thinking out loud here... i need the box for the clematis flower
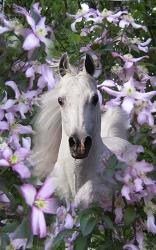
[119,161,155,201]
[0,146,31,178]
[119,13,147,31]
[21,178,58,238]
[69,3,97,32]
[5,80,40,118]
[14,4,52,51]
[134,100,156,127]
[112,52,149,69]
[101,77,156,115]
[0,13,24,35]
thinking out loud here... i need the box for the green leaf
[0,233,10,250]
[10,216,32,239]
[103,215,114,229]
[74,234,88,250]
[2,221,19,233]
[124,207,137,226]
[53,229,74,247]
[80,213,96,237]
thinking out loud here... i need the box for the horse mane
[30,84,62,178]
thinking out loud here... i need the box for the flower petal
[17,124,33,134]
[101,86,122,98]
[41,198,58,214]
[98,80,115,88]
[21,184,36,206]
[0,121,9,130]
[5,81,20,99]
[3,147,12,160]
[121,185,130,200]
[64,213,74,229]
[23,33,40,51]
[37,177,57,199]
[22,137,31,150]
[15,147,28,161]
[0,159,9,167]
[134,178,143,192]
[32,206,47,238]
[123,244,139,250]
[0,99,16,110]
[122,97,135,114]
[0,26,10,34]
[147,212,156,234]
[12,163,31,179]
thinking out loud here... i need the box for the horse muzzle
[69,135,92,159]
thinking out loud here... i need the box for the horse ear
[79,54,95,76]
[84,54,95,76]
[59,53,70,77]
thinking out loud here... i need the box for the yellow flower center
[124,53,133,60]
[35,198,45,209]
[101,8,113,17]
[124,86,136,96]
[11,123,18,130]
[10,155,18,164]
[123,14,134,22]
[37,28,47,37]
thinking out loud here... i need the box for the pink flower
[21,178,58,238]
[0,146,31,179]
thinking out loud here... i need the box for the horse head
[58,53,100,159]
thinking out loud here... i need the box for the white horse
[31,54,130,207]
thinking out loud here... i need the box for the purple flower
[0,191,9,202]
[147,212,156,234]
[21,177,58,238]
[8,238,27,250]
[37,64,56,90]
[69,3,97,32]
[101,77,156,115]
[5,80,40,119]
[116,160,155,201]
[56,206,74,231]
[0,146,31,178]
[0,13,24,35]
[119,13,147,31]
[135,100,156,127]
[14,4,51,51]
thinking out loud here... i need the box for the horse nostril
[84,136,92,148]
[69,136,78,148]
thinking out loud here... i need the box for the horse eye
[91,94,99,105]
[58,97,64,106]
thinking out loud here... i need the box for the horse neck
[58,109,103,195]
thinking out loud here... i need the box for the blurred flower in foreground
[21,177,58,238]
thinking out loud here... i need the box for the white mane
[31,84,62,177]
